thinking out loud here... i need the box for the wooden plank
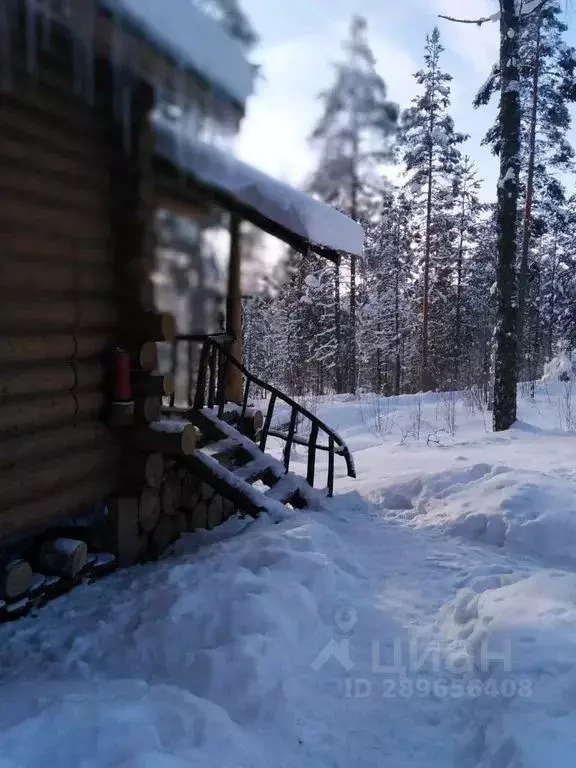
[0,299,117,332]
[259,393,277,453]
[306,423,319,488]
[182,453,264,520]
[328,436,335,498]
[283,408,298,473]
[0,260,115,295]
[0,333,112,367]
[0,390,105,438]
[0,423,114,471]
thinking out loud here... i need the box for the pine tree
[309,15,399,393]
[360,190,415,394]
[474,1,576,380]
[452,155,483,386]
[399,26,467,391]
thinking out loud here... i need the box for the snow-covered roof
[101,0,254,106]
[155,121,364,260]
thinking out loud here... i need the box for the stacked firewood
[0,540,116,622]
[107,423,237,565]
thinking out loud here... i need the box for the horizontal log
[0,232,110,264]
[0,142,109,200]
[0,166,109,218]
[0,446,119,509]
[129,421,197,456]
[132,372,175,398]
[0,260,115,295]
[0,362,103,403]
[37,538,88,580]
[0,104,108,169]
[124,258,155,285]
[0,333,112,367]
[130,342,160,372]
[0,197,110,241]
[8,67,110,138]
[134,397,162,425]
[0,299,117,332]
[107,401,135,429]
[121,312,176,343]
[0,559,33,601]
[0,474,119,542]
[0,423,114,472]
[0,391,105,438]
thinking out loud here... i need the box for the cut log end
[38,538,88,580]
[0,559,33,601]
[139,487,161,532]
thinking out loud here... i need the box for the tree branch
[438,12,500,25]
[438,0,551,26]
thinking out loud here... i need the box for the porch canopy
[102,0,254,108]
[154,120,364,262]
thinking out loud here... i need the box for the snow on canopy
[155,118,365,259]
[101,0,254,106]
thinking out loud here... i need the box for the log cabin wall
[0,28,120,543]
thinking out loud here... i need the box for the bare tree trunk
[518,12,542,376]
[394,218,402,396]
[547,221,558,361]
[422,148,433,392]
[493,0,521,431]
[421,52,437,392]
[454,191,466,387]
[334,258,343,394]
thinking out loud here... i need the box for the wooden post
[226,213,244,403]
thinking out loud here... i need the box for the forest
[242,1,576,432]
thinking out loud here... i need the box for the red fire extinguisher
[112,347,132,402]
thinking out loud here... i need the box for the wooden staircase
[164,334,356,519]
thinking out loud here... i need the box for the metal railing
[168,333,356,496]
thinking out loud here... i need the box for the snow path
[0,492,543,768]
[2,386,576,766]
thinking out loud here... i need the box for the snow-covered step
[234,458,278,485]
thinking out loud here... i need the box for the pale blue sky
[236,0,576,202]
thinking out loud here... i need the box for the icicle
[25,0,38,79]
[0,0,15,92]
[122,84,132,154]
[72,4,82,97]
[111,10,125,124]
[41,0,52,52]
[81,0,96,105]
[176,59,186,175]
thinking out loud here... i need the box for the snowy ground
[3,380,576,766]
